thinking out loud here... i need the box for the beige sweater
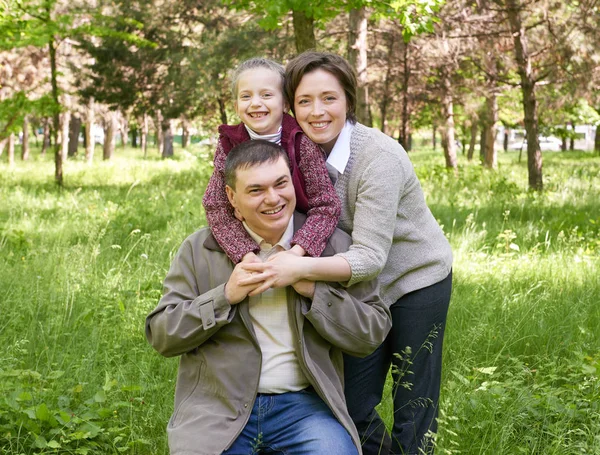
[335,123,453,306]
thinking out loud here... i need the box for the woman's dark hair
[285,51,357,124]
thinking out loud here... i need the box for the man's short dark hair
[224,140,291,189]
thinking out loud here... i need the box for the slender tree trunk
[7,133,15,165]
[480,125,487,160]
[68,115,81,157]
[399,42,411,149]
[379,28,395,134]
[85,98,95,164]
[60,110,70,162]
[141,114,148,158]
[467,120,477,161]
[506,0,542,190]
[348,7,371,126]
[440,71,457,170]
[292,9,316,52]
[569,133,575,151]
[131,127,138,147]
[156,110,164,155]
[503,127,509,152]
[181,118,190,149]
[595,125,600,154]
[22,116,30,160]
[162,118,174,158]
[0,137,7,157]
[41,118,50,156]
[432,124,437,151]
[103,112,116,160]
[483,93,498,168]
[49,36,62,185]
[218,98,228,125]
[120,113,129,148]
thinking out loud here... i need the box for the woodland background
[1,0,599,454]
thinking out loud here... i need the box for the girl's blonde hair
[231,58,286,98]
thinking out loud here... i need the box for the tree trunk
[595,125,600,154]
[156,110,164,155]
[503,127,509,152]
[85,98,95,164]
[348,7,371,126]
[131,127,138,148]
[181,118,190,149]
[292,9,316,52]
[505,0,542,190]
[162,118,174,158]
[569,133,574,151]
[22,116,30,160]
[399,42,411,149]
[7,133,15,165]
[218,98,228,125]
[141,114,149,158]
[480,126,487,160]
[440,72,458,170]
[379,27,395,134]
[68,115,81,157]
[103,112,116,160]
[0,137,7,156]
[482,93,498,168]
[120,113,129,148]
[49,35,62,185]
[432,124,437,151]
[60,110,70,162]
[467,120,477,161]
[41,118,50,155]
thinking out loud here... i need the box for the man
[146,140,391,455]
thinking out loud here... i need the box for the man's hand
[224,254,265,304]
[292,280,315,299]
[240,250,309,296]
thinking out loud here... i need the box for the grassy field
[1,144,599,454]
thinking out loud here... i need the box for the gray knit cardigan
[335,123,453,307]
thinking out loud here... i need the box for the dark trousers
[344,271,452,455]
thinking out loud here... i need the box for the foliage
[1,143,599,453]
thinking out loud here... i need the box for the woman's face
[293,69,348,154]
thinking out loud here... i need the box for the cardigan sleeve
[291,135,341,257]
[337,149,404,287]
[202,139,260,263]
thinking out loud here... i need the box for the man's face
[226,156,296,245]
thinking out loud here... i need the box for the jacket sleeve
[291,135,341,257]
[145,239,235,357]
[202,139,260,263]
[302,278,391,358]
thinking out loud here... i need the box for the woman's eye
[325,96,336,102]
[297,99,309,105]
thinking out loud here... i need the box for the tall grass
[1,145,598,454]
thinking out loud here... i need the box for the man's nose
[264,187,279,204]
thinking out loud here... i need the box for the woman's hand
[240,250,310,296]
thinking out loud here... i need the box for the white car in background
[508,136,562,151]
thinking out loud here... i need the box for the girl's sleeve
[292,135,341,257]
[202,140,259,263]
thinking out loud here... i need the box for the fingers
[248,280,276,296]
[239,271,271,286]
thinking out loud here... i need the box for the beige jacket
[146,213,391,455]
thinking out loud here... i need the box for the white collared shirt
[242,216,309,393]
[326,120,354,175]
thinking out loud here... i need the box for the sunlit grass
[1,144,599,454]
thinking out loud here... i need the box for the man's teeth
[263,206,283,214]
[312,122,328,128]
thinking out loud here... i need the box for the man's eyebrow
[244,174,288,190]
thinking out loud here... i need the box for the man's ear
[226,185,244,222]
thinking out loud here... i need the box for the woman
[242,52,453,455]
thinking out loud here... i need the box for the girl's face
[293,69,348,154]
[235,67,286,135]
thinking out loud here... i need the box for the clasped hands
[224,250,314,304]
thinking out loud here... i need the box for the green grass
[1,145,599,454]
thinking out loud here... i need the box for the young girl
[202,58,340,263]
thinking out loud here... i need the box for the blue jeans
[223,388,358,455]
[344,271,452,455]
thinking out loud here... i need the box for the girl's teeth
[312,122,328,128]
